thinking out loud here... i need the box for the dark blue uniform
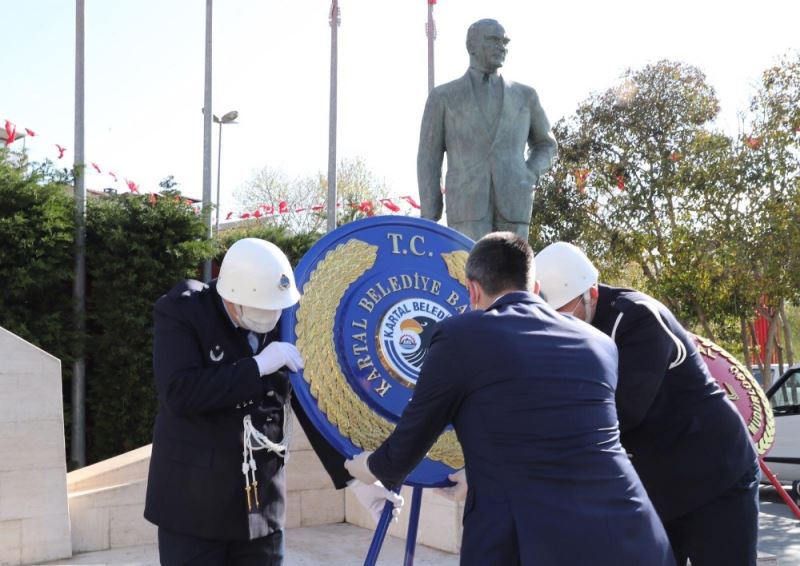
[593,285,759,566]
[144,280,349,564]
[368,292,675,566]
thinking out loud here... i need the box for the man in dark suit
[145,238,402,565]
[418,19,558,241]
[535,241,759,566]
[345,232,675,566]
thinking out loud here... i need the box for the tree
[0,155,215,462]
[534,62,737,332]
[0,154,77,383]
[159,175,179,190]
[84,193,213,461]
[235,157,392,234]
[736,51,800,382]
[531,57,800,382]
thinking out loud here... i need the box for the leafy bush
[84,192,213,461]
[0,156,77,394]
[0,152,328,464]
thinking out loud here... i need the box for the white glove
[344,451,377,484]
[433,468,468,502]
[349,479,404,524]
[254,342,304,376]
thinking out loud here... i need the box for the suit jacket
[417,69,557,225]
[368,292,674,566]
[144,280,349,541]
[593,285,757,522]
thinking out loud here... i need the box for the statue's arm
[525,89,558,182]
[417,90,446,221]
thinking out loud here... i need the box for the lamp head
[220,110,239,123]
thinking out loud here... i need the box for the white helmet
[217,238,301,310]
[535,242,599,309]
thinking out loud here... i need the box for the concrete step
[40,523,459,565]
[67,445,151,493]
[67,479,155,554]
[38,524,782,566]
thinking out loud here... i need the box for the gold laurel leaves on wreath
[441,251,470,288]
[295,239,465,468]
[695,335,775,455]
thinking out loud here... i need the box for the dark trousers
[158,528,284,566]
[664,462,760,566]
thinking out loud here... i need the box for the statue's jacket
[417,68,558,224]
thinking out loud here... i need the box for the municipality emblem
[281,216,473,486]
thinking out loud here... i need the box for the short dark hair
[465,232,534,295]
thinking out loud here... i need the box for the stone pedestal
[0,327,72,565]
[66,411,345,553]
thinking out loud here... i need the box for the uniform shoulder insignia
[167,279,208,300]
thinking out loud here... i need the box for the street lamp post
[214,110,238,232]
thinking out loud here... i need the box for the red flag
[225,212,234,220]
[24,128,36,137]
[573,168,590,192]
[616,175,625,191]
[311,204,324,211]
[380,198,401,212]
[400,195,421,209]
[262,204,275,215]
[358,200,375,216]
[91,162,102,174]
[240,212,251,219]
[148,193,157,204]
[126,179,139,193]
[56,144,67,159]
[4,120,17,145]
[278,201,289,214]
[745,136,761,149]
[108,171,118,182]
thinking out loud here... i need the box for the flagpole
[426,0,436,93]
[71,0,87,469]
[202,0,213,280]
[326,0,340,234]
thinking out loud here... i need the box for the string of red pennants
[566,128,800,194]
[224,195,421,221]
[10,116,796,213]
[3,118,422,221]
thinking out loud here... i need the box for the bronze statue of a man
[417,19,558,241]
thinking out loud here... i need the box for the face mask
[235,304,281,333]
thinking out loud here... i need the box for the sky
[3,0,799,218]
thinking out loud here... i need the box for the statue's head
[466,19,508,73]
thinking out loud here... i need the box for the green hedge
[0,159,77,398]
[84,191,213,461]
[0,155,325,464]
